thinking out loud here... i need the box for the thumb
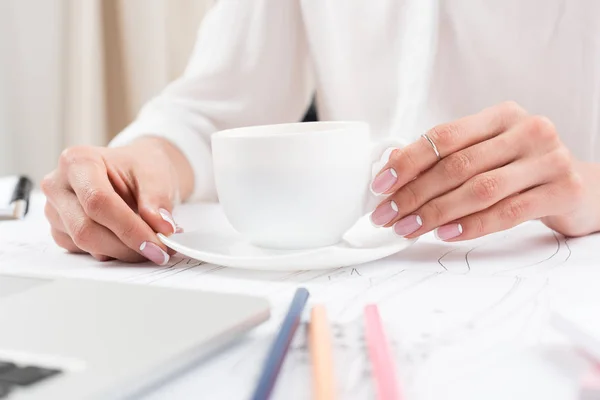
[136,179,179,237]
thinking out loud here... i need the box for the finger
[51,228,84,253]
[51,229,113,261]
[371,101,527,195]
[67,160,170,265]
[438,178,576,241]
[398,149,570,238]
[42,172,69,233]
[507,115,563,157]
[50,188,147,263]
[44,159,152,262]
[371,130,520,228]
[90,254,114,262]
[135,167,178,236]
[44,201,66,233]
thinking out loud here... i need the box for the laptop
[0,273,270,399]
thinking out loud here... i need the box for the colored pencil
[364,304,401,400]
[309,305,336,400]
[251,287,310,400]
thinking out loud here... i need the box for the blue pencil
[251,287,310,400]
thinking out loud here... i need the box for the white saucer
[158,205,416,271]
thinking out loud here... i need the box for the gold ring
[421,133,441,160]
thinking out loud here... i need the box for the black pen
[3,176,33,220]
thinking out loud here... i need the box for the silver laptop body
[0,273,270,399]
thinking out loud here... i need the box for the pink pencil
[580,363,600,400]
[364,304,402,400]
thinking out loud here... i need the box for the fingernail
[393,215,423,236]
[158,208,176,234]
[140,241,170,265]
[175,226,184,234]
[435,223,463,241]
[371,168,398,195]
[370,201,399,227]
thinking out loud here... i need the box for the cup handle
[363,138,409,214]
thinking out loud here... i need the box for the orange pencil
[309,305,336,400]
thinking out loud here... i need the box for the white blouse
[110,0,600,201]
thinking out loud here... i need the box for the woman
[41,1,600,265]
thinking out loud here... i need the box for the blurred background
[0,0,215,183]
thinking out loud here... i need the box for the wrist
[130,136,195,201]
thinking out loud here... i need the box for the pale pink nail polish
[140,242,170,265]
[393,215,423,236]
[371,168,398,195]
[158,208,176,234]
[370,201,399,227]
[435,223,463,241]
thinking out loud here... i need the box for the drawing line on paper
[191,264,227,277]
[516,279,550,342]
[563,237,572,263]
[389,277,550,384]
[185,258,206,265]
[141,267,180,284]
[464,245,483,273]
[120,256,191,282]
[276,270,306,282]
[146,262,205,284]
[493,231,562,276]
[462,277,549,337]
[130,258,186,282]
[436,248,457,271]
[327,268,351,282]
[303,267,344,284]
[376,271,444,306]
[170,258,186,269]
[293,267,344,283]
[527,231,561,266]
[468,276,522,327]
[243,267,346,300]
[121,266,171,282]
[125,258,222,284]
[336,269,407,319]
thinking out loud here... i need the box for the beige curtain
[66,0,215,144]
[0,0,67,180]
[0,0,213,182]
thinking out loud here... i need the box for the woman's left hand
[369,101,597,241]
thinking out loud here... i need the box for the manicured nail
[393,215,423,236]
[435,223,463,241]
[175,226,184,234]
[140,241,170,265]
[370,201,399,227]
[371,168,398,195]
[158,208,176,234]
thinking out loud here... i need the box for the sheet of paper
[1,192,598,400]
[0,176,18,194]
[0,176,18,215]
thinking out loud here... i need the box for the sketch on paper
[1,206,593,400]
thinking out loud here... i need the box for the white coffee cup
[211,121,405,249]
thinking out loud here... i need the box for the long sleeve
[109,0,314,201]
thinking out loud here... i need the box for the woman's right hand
[41,137,195,265]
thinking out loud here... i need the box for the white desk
[1,188,598,400]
